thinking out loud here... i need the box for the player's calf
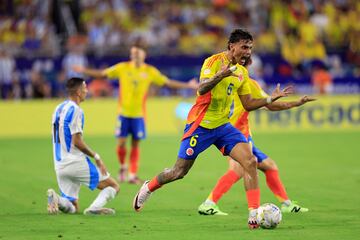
[86,184,118,214]
[160,158,195,183]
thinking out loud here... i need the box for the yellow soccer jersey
[230,79,269,138]
[185,52,251,131]
[103,62,168,117]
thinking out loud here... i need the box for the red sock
[117,146,126,166]
[148,176,162,192]
[208,170,240,203]
[129,147,139,175]
[265,169,288,202]
[246,188,260,209]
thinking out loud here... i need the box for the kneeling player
[47,77,119,215]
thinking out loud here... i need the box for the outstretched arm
[72,65,106,78]
[72,133,108,175]
[265,95,316,111]
[165,77,199,90]
[240,84,294,111]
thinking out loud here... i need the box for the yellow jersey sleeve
[250,79,269,98]
[103,63,124,79]
[199,54,223,80]
[149,66,168,86]
[237,66,251,96]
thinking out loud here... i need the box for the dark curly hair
[227,29,253,50]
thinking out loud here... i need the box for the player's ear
[228,43,234,50]
[76,87,82,96]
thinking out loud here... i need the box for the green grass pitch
[0,132,359,239]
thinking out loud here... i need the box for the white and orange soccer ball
[256,203,282,229]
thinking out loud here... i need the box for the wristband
[229,66,237,72]
[266,96,272,104]
[94,153,101,161]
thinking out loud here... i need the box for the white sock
[249,209,257,217]
[282,200,291,207]
[58,197,76,213]
[88,187,117,209]
[205,199,215,205]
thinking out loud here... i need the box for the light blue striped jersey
[51,100,85,170]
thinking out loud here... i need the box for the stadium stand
[0,0,359,99]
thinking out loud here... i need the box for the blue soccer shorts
[115,115,146,140]
[248,136,268,163]
[178,122,248,160]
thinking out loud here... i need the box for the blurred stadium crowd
[0,0,359,100]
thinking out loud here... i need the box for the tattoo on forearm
[199,75,223,95]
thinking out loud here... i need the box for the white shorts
[55,157,110,201]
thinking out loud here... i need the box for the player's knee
[118,142,126,148]
[118,139,127,148]
[249,155,257,167]
[131,140,140,148]
[267,159,278,170]
[244,154,257,171]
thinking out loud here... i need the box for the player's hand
[72,65,85,73]
[96,159,108,176]
[271,83,294,100]
[187,78,199,90]
[217,62,238,79]
[299,95,317,105]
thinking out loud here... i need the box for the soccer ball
[256,203,282,229]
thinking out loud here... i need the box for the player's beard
[242,56,251,66]
[238,56,247,65]
[233,54,249,66]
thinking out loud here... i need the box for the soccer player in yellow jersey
[73,42,198,184]
[198,58,315,216]
[133,29,293,229]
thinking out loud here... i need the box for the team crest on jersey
[203,69,211,75]
[186,148,194,156]
[238,74,243,81]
